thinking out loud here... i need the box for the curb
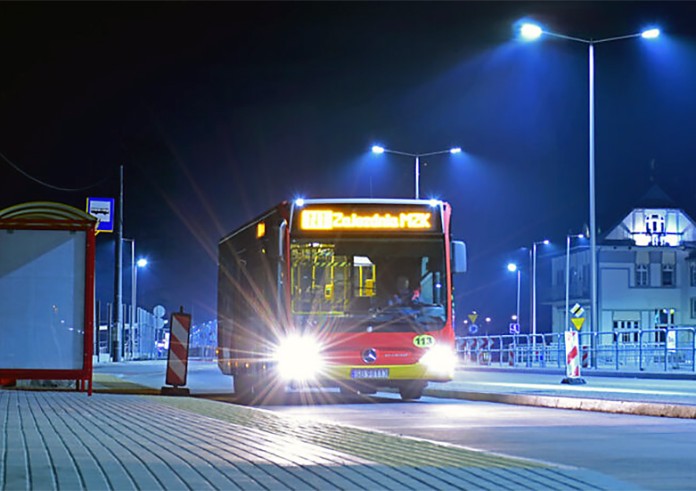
[458,365,696,380]
[423,387,696,419]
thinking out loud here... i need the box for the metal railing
[457,327,696,373]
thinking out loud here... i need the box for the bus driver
[389,275,420,306]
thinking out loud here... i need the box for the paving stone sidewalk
[0,390,635,490]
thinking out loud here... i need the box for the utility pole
[113,165,124,362]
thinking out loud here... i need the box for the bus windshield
[290,237,446,333]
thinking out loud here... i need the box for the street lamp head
[542,239,550,245]
[136,258,148,268]
[507,262,518,273]
[449,147,462,154]
[371,145,385,154]
[520,22,543,41]
[641,28,660,39]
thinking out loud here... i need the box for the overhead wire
[0,150,111,192]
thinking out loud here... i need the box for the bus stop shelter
[0,202,97,394]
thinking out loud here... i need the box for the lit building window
[629,209,683,247]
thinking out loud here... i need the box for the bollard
[562,330,586,385]
[508,345,515,367]
[479,338,488,365]
[581,345,589,369]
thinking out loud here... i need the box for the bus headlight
[274,335,325,381]
[420,344,457,376]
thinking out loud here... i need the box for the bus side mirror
[452,241,467,273]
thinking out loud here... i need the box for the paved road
[268,392,696,490]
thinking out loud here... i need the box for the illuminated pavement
[0,389,635,490]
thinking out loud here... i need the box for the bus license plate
[351,368,389,379]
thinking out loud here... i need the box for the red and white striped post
[581,345,589,368]
[162,308,192,395]
[562,330,586,385]
[508,344,515,367]
[478,338,488,364]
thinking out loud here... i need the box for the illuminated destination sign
[299,209,434,231]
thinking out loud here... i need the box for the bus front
[276,199,465,400]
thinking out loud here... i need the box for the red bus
[217,198,466,403]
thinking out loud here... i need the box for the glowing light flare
[371,145,386,154]
[520,23,543,41]
[420,344,458,377]
[641,28,660,39]
[274,334,325,381]
[136,258,148,268]
[507,263,518,272]
[449,147,462,154]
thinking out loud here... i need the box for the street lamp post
[371,145,462,199]
[565,233,586,331]
[507,263,521,330]
[531,239,549,348]
[124,238,148,360]
[131,256,148,360]
[519,23,660,335]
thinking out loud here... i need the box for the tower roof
[634,184,678,209]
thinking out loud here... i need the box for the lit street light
[371,145,462,199]
[519,21,660,335]
[507,262,521,332]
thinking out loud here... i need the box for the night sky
[2,2,696,332]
